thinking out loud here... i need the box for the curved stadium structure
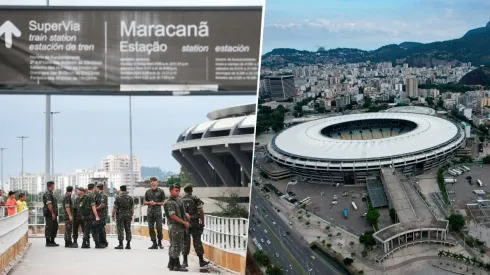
[171,104,256,187]
[266,113,465,184]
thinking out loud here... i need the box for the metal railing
[26,204,248,256]
[0,209,29,255]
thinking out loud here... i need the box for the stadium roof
[272,113,460,161]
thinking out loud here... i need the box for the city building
[263,75,296,101]
[101,155,141,181]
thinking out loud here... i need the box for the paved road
[10,236,225,275]
[249,187,346,275]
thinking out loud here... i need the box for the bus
[351,202,358,211]
[462,166,470,172]
[299,197,311,205]
[478,180,483,187]
[448,170,458,177]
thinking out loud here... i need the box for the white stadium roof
[272,113,460,161]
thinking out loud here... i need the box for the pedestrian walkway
[9,236,227,275]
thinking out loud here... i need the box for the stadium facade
[265,113,465,184]
[171,104,256,187]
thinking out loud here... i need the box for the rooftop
[373,219,448,242]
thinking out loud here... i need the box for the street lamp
[0,148,6,191]
[17,136,29,188]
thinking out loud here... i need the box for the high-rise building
[8,173,45,195]
[263,75,296,101]
[101,155,141,181]
[406,77,418,98]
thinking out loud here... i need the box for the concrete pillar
[229,144,252,179]
[181,149,217,187]
[172,151,206,186]
[199,146,238,187]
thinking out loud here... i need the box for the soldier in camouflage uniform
[72,187,85,247]
[112,184,133,250]
[81,183,102,249]
[182,183,209,267]
[95,183,109,247]
[43,181,59,247]
[165,184,189,272]
[144,177,165,249]
[62,186,77,248]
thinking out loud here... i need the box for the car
[252,228,256,232]
[273,222,276,225]
[275,253,279,258]
[267,240,271,245]
[277,209,281,212]
[264,229,268,233]
[255,206,258,209]
[362,213,367,217]
[286,231,290,235]
[289,222,293,225]
[333,195,338,200]
[332,201,339,205]
[282,233,286,237]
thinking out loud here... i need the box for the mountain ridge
[262,20,490,67]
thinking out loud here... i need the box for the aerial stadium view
[247,1,490,274]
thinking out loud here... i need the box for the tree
[166,176,181,186]
[213,191,249,218]
[343,258,354,266]
[252,250,270,266]
[448,214,465,231]
[266,264,284,275]
[366,209,380,225]
[360,232,376,248]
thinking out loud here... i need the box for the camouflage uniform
[62,192,73,245]
[95,186,108,246]
[72,194,85,244]
[166,196,186,258]
[42,188,59,242]
[145,187,165,243]
[81,191,100,247]
[114,190,133,242]
[182,191,205,256]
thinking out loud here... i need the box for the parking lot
[268,180,373,236]
[445,164,490,209]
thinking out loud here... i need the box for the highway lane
[249,226,294,273]
[250,187,346,275]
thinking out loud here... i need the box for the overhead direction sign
[0,6,262,95]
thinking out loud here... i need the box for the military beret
[184,183,193,191]
[96,183,104,188]
[150,177,158,182]
[87,183,95,187]
[77,187,85,192]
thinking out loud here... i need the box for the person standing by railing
[17,193,27,214]
[43,181,59,247]
[72,187,85,247]
[63,186,77,248]
[144,177,166,250]
[6,191,17,216]
[0,189,5,218]
[95,183,108,248]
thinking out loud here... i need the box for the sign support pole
[45,96,51,183]
[129,95,134,197]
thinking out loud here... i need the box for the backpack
[80,195,92,216]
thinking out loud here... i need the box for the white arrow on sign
[0,20,21,48]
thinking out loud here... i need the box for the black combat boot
[173,258,188,272]
[158,239,164,249]
[168,257,174,271]
[148,240,158,249]
[182,255,188,268]
[95,242,105,249]
[81,240,90,249]
[125,241,131,249]
[72,240,79,248]
[51,237,59,246]
[198,255,210,267]
[46,238,55,247]
[115,240,124,249]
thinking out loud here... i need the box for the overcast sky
[0,0,261,180]
[263,0,490,52]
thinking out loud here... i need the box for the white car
[267,240,271,245]
[332,201,339,205]
[333,195,338,200]
[275,253,280,258]
[261,239,264,243]
[273,221,276,225]
[264,229,268,233]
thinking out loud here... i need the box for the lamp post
[0,148,6,191]
[17,136,29,188]
[50,111,60,181]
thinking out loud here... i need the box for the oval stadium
[266,113,465,184]
[171,104,256,187]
